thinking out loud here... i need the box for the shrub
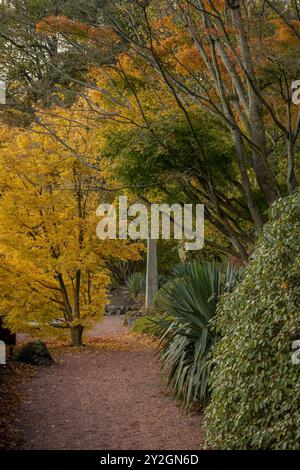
[132,316,156,334]
[123,272,167,305]
[123,272,145,303]
[204,190,300,449]
[152,261,238,409]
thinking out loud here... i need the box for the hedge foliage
[204,190,300,449]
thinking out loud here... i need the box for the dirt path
[17,317,203,450]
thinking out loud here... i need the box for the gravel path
[17,317,203,450]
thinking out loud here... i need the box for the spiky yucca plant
[153,261,238,409]
[123,272,145,303]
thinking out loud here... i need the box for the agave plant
[123,272,146,303]
[152,261,239,409]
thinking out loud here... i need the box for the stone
[17,341,54,366]
[105,304,128,315]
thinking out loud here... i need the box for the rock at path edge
[17,341,54,366]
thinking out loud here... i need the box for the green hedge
[204,190,300,449]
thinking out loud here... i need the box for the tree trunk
[145,238,158,309]
[231,5,281,206]
[70,325,83,347]
[287,139,298,194]
[232,130,264,234]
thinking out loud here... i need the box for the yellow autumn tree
[0,112,142,346]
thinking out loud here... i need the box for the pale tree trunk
[70,325,83,347]
[232,130,264,234]
[231,4,281,205]
[197,0,278,206]
[145,238,158,309]
[186,2,265,234]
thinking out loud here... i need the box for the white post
[145,238,158,309]
[0,340,6,365]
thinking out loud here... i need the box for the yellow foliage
[0,111,142,339]
[271,18,300,47]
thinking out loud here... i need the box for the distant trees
[0,1,300,259]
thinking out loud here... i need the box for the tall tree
[1,0,300,258]
[0,111,141,346]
